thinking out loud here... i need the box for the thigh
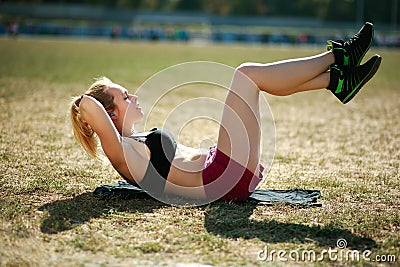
[216,69,261,173]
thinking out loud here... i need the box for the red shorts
[202,146,264,201]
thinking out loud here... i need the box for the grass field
[0,37,399,266]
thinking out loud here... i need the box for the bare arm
[80,95,124,165]
[79,95,147,182]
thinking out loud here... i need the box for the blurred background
[1,0,399,47]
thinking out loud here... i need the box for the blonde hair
[70,77,115,159]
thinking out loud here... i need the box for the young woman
[70,22,381,203]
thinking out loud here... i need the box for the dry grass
[0,37,399,266]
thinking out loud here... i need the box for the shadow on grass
[204,202,377,250]
[39,193,376,250]
[38,193,167,234]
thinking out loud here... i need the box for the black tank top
[124,128,177,196]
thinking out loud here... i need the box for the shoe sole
[355,22,374,66]
[343,55,382,104]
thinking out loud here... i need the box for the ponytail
[70,95,100,159]
[70,77,115,160]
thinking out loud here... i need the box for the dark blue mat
[93,181,322,206]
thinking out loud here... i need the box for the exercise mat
[93,181,321,207]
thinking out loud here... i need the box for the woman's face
[106,84,143,135]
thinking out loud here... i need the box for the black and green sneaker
[328,55,382,104]
[327,22,374,68]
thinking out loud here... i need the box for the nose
[129,94,138,103]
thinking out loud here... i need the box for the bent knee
[235,62,257,77]
[233,62,261,88]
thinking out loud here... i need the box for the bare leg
[217,69,262,173]
[217,51,334,173]
[238,51,334,95]
[281,72,330,95]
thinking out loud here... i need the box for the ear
[109,107,120,122]
[109,113,117,121]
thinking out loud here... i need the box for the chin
[133,114,144,124]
